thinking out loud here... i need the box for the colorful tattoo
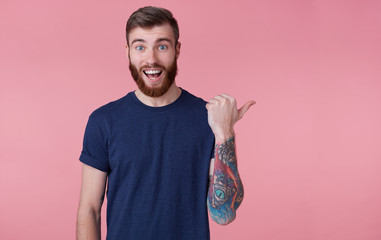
[207,137,244,225]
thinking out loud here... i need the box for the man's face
[127,23,181,97]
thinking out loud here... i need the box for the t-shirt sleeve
[79,111,110,172]
[202,98,216,160]
[210,138,215,159]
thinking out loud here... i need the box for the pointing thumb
[237,100,255,120]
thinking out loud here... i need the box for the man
[76,6,255,240]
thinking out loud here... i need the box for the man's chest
[106,112,215,176]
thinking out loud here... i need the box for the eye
[135,45,144,51]
[158,45,167,50]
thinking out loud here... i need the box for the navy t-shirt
[79,88,215,240]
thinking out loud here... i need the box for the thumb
[237,100,256,120]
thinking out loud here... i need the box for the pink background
[1,0,381,239]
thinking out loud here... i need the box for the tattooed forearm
[207,136,244,225]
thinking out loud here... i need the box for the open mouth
[143,69,163,81]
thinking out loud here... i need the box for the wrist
[214,129,235,144]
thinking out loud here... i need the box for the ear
[175,42,181,59]
[125,43,131,59]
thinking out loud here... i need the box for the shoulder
[181,89,208,109]
[90,92,131,117]
[178,89,211,123]
[87,92,132,125]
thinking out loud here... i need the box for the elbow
[213,211,236,226]
[77,203,102,222]
[207,189,244,226]
[218,191,244,225]
[208,201,238,226]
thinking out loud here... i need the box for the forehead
[128,23,175,45]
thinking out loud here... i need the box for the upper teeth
[144,70,161,74]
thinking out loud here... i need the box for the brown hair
[126,6,180,46]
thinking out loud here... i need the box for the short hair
[126,6,180,46]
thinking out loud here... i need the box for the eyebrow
[130,38,173,46]
[157,38,172,44]
[131,39,145,46]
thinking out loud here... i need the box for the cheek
[159,54,175,66]
[129,51,142,63]
[129,56,142,68]
[157,50,175,60]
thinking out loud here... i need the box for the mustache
[140,64,166,71]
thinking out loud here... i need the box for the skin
[206,94,255,225]
[76,164,107,240]
[76,23,255,239]
[126,23,182,107]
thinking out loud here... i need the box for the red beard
[129,57,178,98]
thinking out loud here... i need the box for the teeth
[144,70,161,74]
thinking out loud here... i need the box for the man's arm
[207,136,244,225]
[76,164,108,240]
[205,93,255,225]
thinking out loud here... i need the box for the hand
[206,93,255,143]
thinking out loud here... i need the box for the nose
[144,48,158,66]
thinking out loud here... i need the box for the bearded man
[76,6,254,240]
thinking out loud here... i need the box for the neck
[134,82,182,107]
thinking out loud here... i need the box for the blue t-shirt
[79,88,215,240]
